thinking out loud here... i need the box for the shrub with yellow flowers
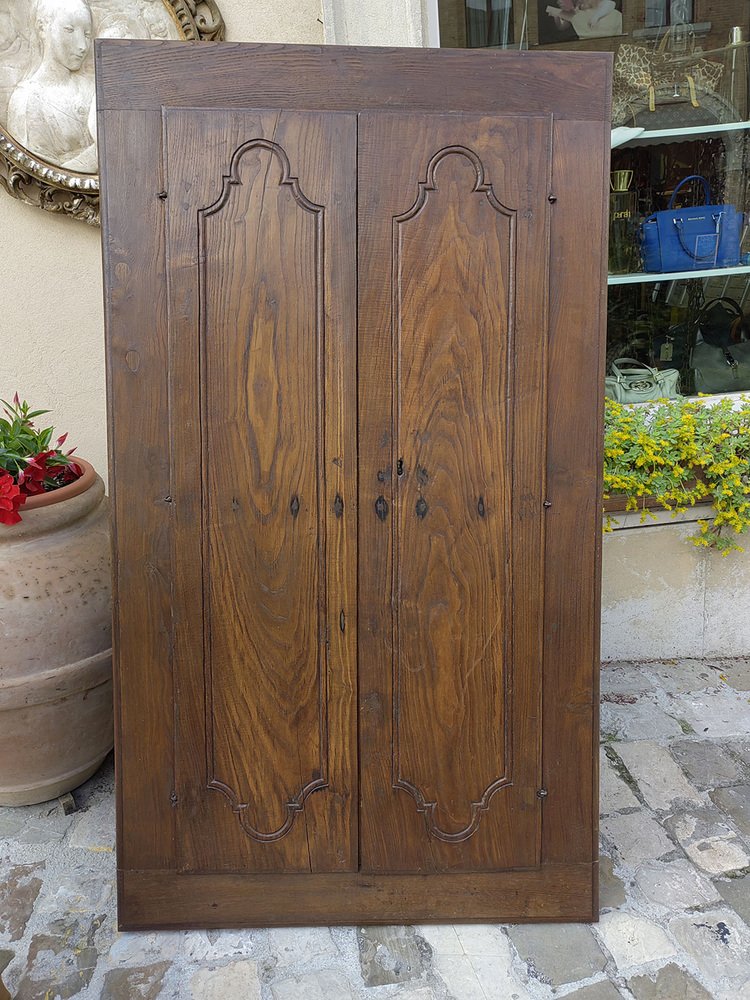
[604,395,750,554]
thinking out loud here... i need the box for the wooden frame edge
[118,863,598,929]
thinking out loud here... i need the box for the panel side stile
[542,114,610,898]
[97,103,177,884]
[162,108,206,873]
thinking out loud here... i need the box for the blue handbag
[641,175,743,273]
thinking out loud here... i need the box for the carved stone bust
[3,0,182,173]
[0,0,223,222]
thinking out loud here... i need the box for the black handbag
[690,297,750,393]
[696,297,750,348]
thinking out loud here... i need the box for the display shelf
[608,264,750,285]
[617,120,750,148]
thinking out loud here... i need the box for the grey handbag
[691,339,750,393]
[605,357,681,403]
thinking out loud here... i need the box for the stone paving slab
[710,657,750,691]
[668,908,750,982]
[664,805,750,874]
[2,659,750,1000]
[596,911,677,971]
[600,809,676,863]
[670,739,747,790]
[715,873,750,925]
[710,783,750,837]
[615,740,703,811]
[667,686,750,739]
[599,749,641,814]
[627,962,713,1000]
[640,658,726,694]
[600,695,686,741]
[564,983,623,1000]
[633,859,721,912]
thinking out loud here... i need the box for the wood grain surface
[95,40,611,122]
[119,863,597,929]
[99,108,176,873]
[542,119,610,879]
[97,40,611,927]
[164,109,357,873]
[358,112,550,873]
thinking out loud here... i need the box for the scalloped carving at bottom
[394,775,511,843]
[209,776,329,842]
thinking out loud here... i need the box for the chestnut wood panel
[119,862,597,929]
[98,40,611,927]
[95,40,611,123]
[98,108,176,873]
[358,113,550,873]
[163,109,358,873]
[542,119,610,878]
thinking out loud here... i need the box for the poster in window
[538,1,623,44]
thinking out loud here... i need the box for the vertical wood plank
[542,118,610,902]
[98,108,176,871]
[358,112,550,873]
[164,109,358,873]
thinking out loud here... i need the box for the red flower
[18,451,56,496]
[0,471,26,525]
[59,461,83,484]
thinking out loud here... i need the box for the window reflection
[465,0,514,48]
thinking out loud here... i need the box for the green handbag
[605,357,681,403]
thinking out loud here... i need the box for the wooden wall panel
[358,112,550,873]
[98,40,611,927]
[99,109,176,873]
[163,109,358,874]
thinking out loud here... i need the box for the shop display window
[438,0,750,397]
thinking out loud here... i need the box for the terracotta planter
[0,460,113,805]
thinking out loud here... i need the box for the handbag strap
[698,296,744,321]
[698,296,748,345]
[610,357,659,380]
[673,212,723,260]
[668,174,712,209]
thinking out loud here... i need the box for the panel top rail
[95,39,612,123]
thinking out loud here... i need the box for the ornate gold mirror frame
[0,0,224,225]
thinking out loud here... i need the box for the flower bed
[604,395,750,553]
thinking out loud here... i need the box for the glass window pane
[437,1,750,398]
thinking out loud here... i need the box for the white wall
[601,509,750,661]
[1,0,325,482]
[322,0,432,46]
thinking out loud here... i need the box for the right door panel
[358,111,551,873]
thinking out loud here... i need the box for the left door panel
[164,109,358,873]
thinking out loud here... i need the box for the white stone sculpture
[0,0,223,223]
[8,0,97,172]
[3,0,180,175]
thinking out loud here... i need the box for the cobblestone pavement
[2,659,750,999]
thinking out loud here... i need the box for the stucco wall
[601,508,750,661]
[1,0,324,482]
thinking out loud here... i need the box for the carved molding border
[0,1,225,225]
[390,145,515,844]
[200,138,330,843]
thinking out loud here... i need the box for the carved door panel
[164,109,358,873]
[358,112,551,872]
[100,40,610,927]
[163,106,553,876]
